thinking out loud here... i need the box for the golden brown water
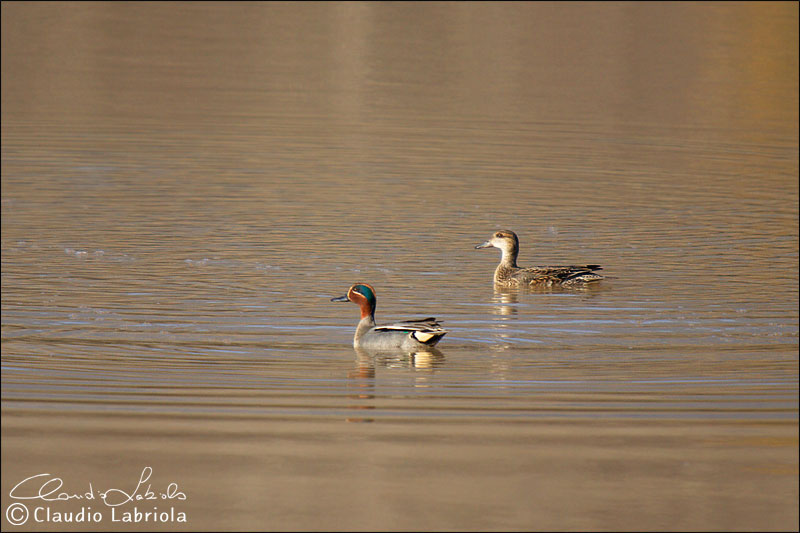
[2,2,798,531]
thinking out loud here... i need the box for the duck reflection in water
[344,347,446,424]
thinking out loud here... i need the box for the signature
[9,467,186,507]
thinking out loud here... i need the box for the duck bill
[475,241,492,249]
[331,295,350,302]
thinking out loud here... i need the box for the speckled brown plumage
[476,229,603,288]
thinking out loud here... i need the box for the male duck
[475,229,603,288]
[331,283,447,350]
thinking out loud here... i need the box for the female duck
[475,229,603,288]
[331,283,447,350]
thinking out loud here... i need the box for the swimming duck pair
[332,229,603,350]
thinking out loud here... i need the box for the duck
[331,283,447,350]
[475,229,603,287]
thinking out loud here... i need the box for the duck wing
[374,318,448,344]
[518,265,603,284]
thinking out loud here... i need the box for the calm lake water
[2,2,798,531]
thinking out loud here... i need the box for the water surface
[2,2,798,531]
